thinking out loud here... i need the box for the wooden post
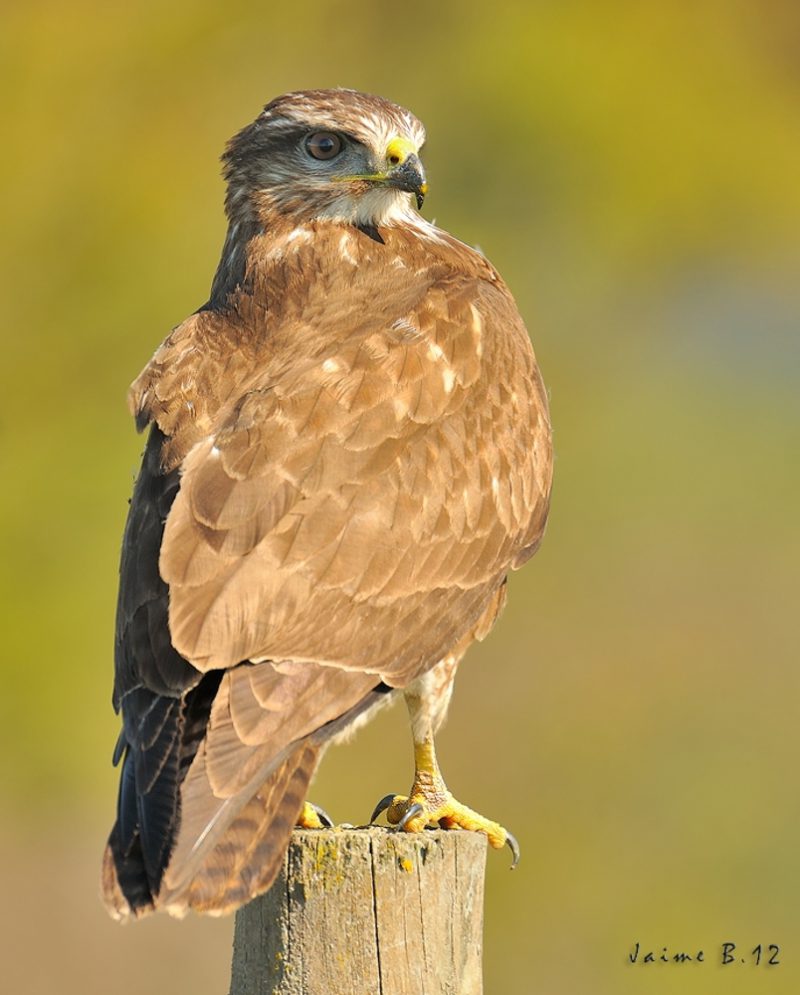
[229,826,487,995]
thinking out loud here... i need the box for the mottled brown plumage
[102,88,552,920]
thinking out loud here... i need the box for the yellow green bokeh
[1,2,798,992]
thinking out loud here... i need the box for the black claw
[310,803,334,829]
[370,794,396,824]
[398,802,425,831]
[506,831,521,869]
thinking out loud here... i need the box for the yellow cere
[384,135,418,166]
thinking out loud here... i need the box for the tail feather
[101,827,152,921]
[102,738,319,919]
[101,668,391,920]
[103,674,222,919]
[166,741,318,915]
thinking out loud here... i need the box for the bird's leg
[370,667,519,864]
[385,733,450,828]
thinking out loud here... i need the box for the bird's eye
[305,132,343,160]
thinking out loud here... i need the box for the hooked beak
[334,140,428,210]
[385,153,428,210]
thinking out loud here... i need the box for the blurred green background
[1,1,798,992]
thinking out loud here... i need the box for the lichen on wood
[229,827,487,995]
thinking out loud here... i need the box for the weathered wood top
[230,827,488,995]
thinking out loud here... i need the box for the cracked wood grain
[229,827,487,995]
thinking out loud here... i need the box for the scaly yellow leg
[370,733,519,865]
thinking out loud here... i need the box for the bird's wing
[105,270,551,918]
[158,273,551,683]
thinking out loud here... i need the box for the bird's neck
[208,212,262,309]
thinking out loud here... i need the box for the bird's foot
[371,791,519,867]
[296,801,333,829]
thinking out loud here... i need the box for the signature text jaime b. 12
[628,942,780,966]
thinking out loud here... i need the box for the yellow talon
[371,734,519,864]
[386,792,509,850]
[296,801,333,829]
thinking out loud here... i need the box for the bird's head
[222,89,428,229]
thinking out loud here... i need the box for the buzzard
[102,88,553,920]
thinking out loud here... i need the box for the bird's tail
[101,737,319,920]
[101,671,391,921]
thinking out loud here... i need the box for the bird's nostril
[388,154,400,165]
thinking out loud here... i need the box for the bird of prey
[102,88,553,920]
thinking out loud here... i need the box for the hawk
[102,88,553,920]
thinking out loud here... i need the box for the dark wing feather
[114,426,200,705]
[107,425,219,912]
